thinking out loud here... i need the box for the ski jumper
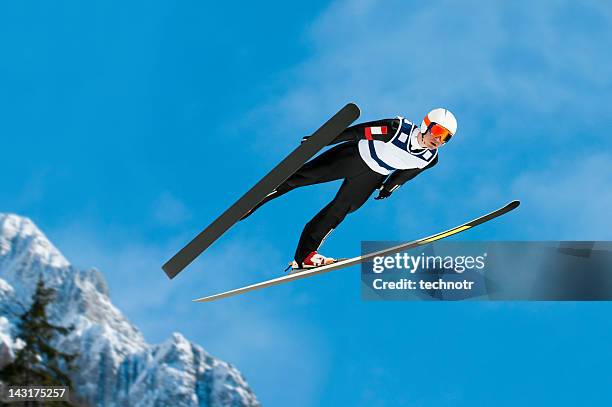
[243,117,439,264]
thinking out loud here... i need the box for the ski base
[193,200,520,302]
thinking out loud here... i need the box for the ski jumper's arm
[302,119,399,145]
[329,118,399,145]
[380,155,439,194]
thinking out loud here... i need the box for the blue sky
[2,1,612,406]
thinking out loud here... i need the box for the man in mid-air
[242,108,458,270]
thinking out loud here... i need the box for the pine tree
[0,277,77,406]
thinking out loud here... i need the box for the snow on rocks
[0,213,259,407]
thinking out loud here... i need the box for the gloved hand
[375,187,393,200]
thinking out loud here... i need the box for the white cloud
[246,0,612,150]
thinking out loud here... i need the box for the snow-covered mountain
[0,213,259,407]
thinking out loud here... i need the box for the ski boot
[285,251,336,272]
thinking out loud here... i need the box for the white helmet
[420,108,457,142]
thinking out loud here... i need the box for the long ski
[163,103,361,279]
[193,200,520,302]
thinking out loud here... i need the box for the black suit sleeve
[327,118,399,145]
[381,155,438,192]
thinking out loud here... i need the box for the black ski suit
[243,118,438,264]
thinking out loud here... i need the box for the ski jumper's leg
[293,167,385,264]
[241,142,361,220]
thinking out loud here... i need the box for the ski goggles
[430,123,453,143]
[423,116,453,143]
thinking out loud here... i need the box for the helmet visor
[430,123,453,143]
